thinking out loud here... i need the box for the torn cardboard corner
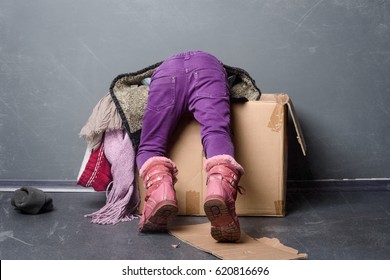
[170,223,307,260]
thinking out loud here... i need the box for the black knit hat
[11,187,54,214]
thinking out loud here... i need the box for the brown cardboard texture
[138,93,306,216]
[170,223,307,260]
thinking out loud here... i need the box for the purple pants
[136,51,234,169]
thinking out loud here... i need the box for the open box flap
[285,95,307,156]
[262,94,307,156]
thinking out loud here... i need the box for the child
[137,51,245,242]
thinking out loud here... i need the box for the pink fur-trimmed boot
[203,155,245,242]
[139,156,178,232]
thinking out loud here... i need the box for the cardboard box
[138,94,306,216]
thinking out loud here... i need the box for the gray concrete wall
[0,0,389,182]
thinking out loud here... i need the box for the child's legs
[187,55,234,159]
[136,64,187,169]
[190,96,234,159]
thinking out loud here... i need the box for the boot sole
[139,201,178,232]
[204,197,240,242]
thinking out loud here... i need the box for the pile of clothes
[77,94,140,224]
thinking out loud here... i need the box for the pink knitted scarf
[85,130,140,224]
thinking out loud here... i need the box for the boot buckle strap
[145,175,164,188]
[207,172,245,194]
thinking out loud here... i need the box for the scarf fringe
[85,182,140,225]
[84,129,140,225]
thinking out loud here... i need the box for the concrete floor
[0,188,389,260]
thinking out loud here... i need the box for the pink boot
[139,156,178,232]
[203,155,244,242]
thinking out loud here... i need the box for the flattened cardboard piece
[170,223,307,260]
[138,94,306,216]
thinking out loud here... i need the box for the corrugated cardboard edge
[170,223,307,260]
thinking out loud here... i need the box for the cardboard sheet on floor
[170,223,307,260]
